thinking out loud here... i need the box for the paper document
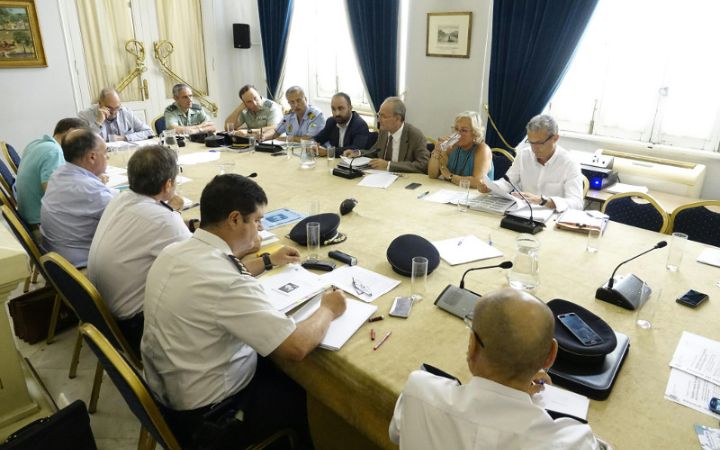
[432,235,503,266]
[320,265,400,302]
[358,173,398,189]
[260,265,326,313]
[507,205,556,223]
[698,248,720,268]
[104,165,127,176]
[423,189,472,204]
[669,332,720,385]
[106,174,128,189]
[339,156,371,169]
[531,384,589,421]
[106,141,137,149]
[260,230,279,247]
[178,151,221,165]
[261,208,305,230]
[181,196,198,211]
[606,182,649,194]
[483,175,517,202]
[664,368,720,419]
[291,296,377,351]
[695,424,720,450]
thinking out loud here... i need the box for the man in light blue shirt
[15,118,87,231]
[271,86,325,141]
[78,88,153,142]
[41,128,117,267]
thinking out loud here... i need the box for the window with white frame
[547,0,720,152]
[279,0,372,114]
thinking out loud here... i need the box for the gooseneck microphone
[459,261,513,289]
[499,175,544,234]
[596,240,667,310]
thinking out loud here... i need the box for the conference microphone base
[595,273,651,310]
[434,285,482,319]
[332,167,363,179]
[500,215,545,234]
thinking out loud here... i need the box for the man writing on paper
[224,84,283,141]
[480,114,583,212]
[78,88,153,142]
[142,174,346,449]
[346,97,429,173]
[389,288,611,449]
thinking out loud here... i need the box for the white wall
[403,0,493,139]
[0,2,77,150]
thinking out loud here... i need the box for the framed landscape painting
[426,12,472,58]
[0,0,46,68]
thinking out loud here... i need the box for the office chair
[601,192,669,233]
[0,157,16,205]
[669,200,720,247]
[1,141,20,174]
[491,148,514,180]
[79,323,179,450]
[40,252,142,414]
[153,116,166,136]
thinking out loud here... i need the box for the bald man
[389,289,610,450]
[78,88,153,142]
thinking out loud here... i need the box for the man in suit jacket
[351,97,429,173]
[313,92,370,153]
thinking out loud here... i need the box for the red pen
[370,328,376,340]
[373,331,392,351]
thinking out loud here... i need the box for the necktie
[384,135,394,161]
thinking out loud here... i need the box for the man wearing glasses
[78,88,153,142]
[480,114,583,212]
[389,288,609,449]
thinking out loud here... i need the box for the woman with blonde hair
[428,111,493,188]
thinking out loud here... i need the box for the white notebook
[291,296,377,351]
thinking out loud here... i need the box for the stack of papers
[432,235,503,266]
[606,182,649,194]
[556,209,609,232]
[358,172,398,189]
[507,205,556,224]
[260,265,325,313]
[291,296,377,351]
[339,156,371,169]
[665,332,720,419]
[423,189,480,204]
[697,248,720,268]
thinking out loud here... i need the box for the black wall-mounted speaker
[233,23,250,49]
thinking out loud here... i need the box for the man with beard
[312,92,370,155]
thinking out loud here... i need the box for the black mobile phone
[389,296,413,318]
[557,313,604,346]
[676,289,708,308]
[405,182,421,190]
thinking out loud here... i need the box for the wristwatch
[261,252,273,271]
[540,195,549,206]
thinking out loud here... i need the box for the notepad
[291,296,377,351]
[358,172,397,189]
[320,266,401,302]
[697,248,720,268]
[432,235,503,266]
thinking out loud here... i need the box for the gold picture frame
[426,12,472,58]
[0,0,46,68]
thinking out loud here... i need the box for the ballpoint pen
[457,238,464,246]
[417,191,430,199]
[373,331,392,350]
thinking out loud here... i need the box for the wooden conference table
[114,142,720,449]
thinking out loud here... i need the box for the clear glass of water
[666,232,688,271]
[508,234,540,290]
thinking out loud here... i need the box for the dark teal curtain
[346,0,399,111]
[485,0,599,153]
[257,0,294,99]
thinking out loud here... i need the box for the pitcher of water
[507,234,540,290]
[297,139,317,169]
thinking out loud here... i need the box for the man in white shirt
[141,174,346,449]
[482,114,583,212]
[389,288,611,450]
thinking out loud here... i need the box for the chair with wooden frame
[0,157,16,206]
[1,141,21,174]
[601,191,669,233]
[40,252,142,414]
[668,200,720,247]
[491,148,514,181]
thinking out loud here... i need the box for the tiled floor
[11,283,140,450]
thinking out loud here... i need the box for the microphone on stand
[499,175,544,234]
[595,241,667,310]
[435,261,514,318]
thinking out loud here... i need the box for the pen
[418,191,430,199]
[368,315,384,322]
[488,232,493,247]
[457,238,464,246]
[370,328,376,340]
[373,331,392,351]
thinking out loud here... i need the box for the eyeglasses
[526,134,554,146]
[463,314,485,348]
[453,127,472,134]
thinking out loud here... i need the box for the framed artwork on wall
[426,12,472,58]
[0,0,46,68]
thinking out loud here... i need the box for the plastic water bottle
[440,132,460,152]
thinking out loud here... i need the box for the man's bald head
[471,288,555,381]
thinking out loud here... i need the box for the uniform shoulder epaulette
[165,103,178,113]
[190,103,203,111]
